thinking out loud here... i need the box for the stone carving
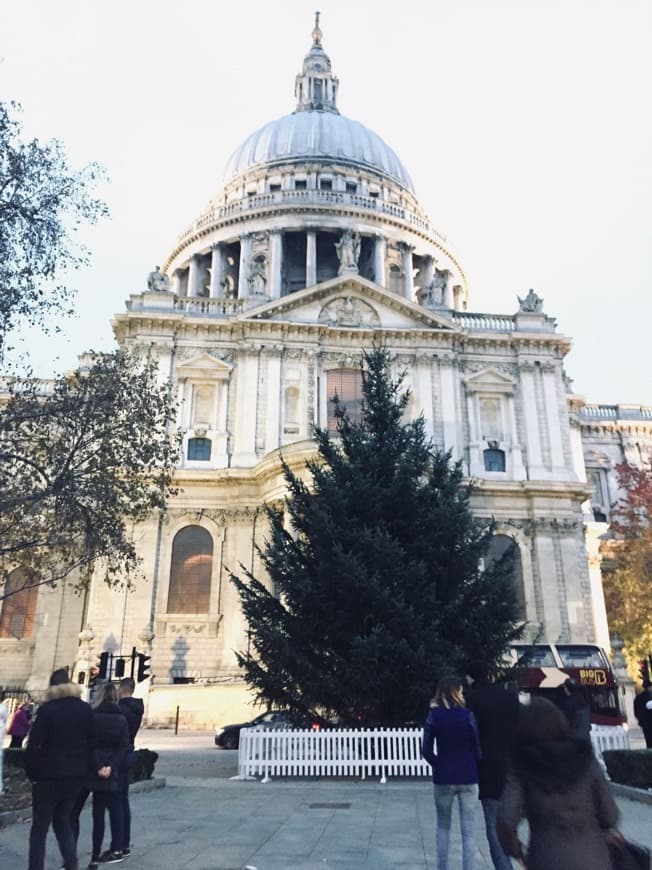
[517,288,544,313]
[318,296,380,328]
[335,229,361,274]
[147,266,170,293]
[248,256,267,295]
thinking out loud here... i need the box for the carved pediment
[464,367,516,394]
[176,352,232,381]
[240,275,459,332]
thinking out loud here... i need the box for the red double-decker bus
[508,643,627,729]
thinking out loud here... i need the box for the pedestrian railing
[235,724,631,784]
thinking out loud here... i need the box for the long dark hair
[93,682,118,709]
[432,677,465,709]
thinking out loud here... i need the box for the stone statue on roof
[147,266,170,293]
[518,288,543,313]
[335,229,361,275]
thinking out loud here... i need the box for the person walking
[70,682,129,868]
[561,677,591,742]
[422,676,482,870]
[116,677,144,856]
[8,700,31,748]
[497,697,621,870]
[0,689,8,794]
[634,679,652,748]
[24,668,94,870]
[465,661,519,870]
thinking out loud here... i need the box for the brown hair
[93,681,118,709]
[433,676,465,709]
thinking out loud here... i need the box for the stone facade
[2,19,648,725]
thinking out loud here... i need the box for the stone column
[209,244,225,298]
[306,229,317,287]
[442,271,454,308]
[187,254,201,298]
[373,235,386,287]
[238,235,252,299]
[171,269,182,296]
[269,231,283,299]
[520,362,544,479]
[400,243,414,300]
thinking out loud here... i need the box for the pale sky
[2,0,650,405]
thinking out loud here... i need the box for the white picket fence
[235,724,630,784]
[236,726,430,783]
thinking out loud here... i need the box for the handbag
[609,838,651,870]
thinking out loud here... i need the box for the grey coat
[497,738,618,870]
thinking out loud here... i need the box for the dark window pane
[167,526,213,613]
[483,448,505,472]
[188,437,211,461]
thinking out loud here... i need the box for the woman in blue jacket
[422,676,482,870]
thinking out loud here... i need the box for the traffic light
[98,651,109,680]
[137,653,151,682]
[114,658,126,678]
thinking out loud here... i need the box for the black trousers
[28,777,85,870]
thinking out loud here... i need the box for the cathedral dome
[223,110,415,194]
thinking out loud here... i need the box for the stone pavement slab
[2,776,652,870]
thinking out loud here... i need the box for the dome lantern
[294,11,339,114]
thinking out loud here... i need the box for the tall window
[327,368,363,431]
[0,567,38,639]
[486,535,526,620]
[167,527,213,613]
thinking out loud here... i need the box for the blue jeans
[481,798,513,870]
[434,783,479,870]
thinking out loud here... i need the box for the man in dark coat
[634,679,652,748]
[465,661,519,870]
[116,677,145,856]
[25,668,94,870]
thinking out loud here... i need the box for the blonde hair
[432,676,465,709]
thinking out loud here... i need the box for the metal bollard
[175,704,180,735]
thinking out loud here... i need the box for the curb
[0,777,165,829]
[611,782,652,805]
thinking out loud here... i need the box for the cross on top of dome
[295,13,339,113]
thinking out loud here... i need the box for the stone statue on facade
[147,265,170,293]
[248,257,267,295]
[335,229,361,274]
[518,288,544,313]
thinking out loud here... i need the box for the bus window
[556,645,608,668]
[511,645,556,667]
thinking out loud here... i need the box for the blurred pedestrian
[561,678,591,742]
[634,679,652,748]
[422,676,482,870]
[465,661,519,870]
[497,697,620,870]
[0,689,8,794]
[70,681,129,868]
[116,677,144,856]
[8,700,31,748]
[25,668,94,870]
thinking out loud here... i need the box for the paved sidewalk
[2,775,652,870]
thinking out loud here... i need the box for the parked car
[214,709,320,750]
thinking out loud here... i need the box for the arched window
[167,526,213,613]
[486,535,526,620]
[187,437,212,461]
[327,368,363,431]
[483,448,506,472]
[0,567,38,639]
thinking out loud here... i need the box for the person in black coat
[634,680,652,748]
[561,678,592,742]
[25,668,94,870]
[465,661,519,870]
[116,677,145,855]
[70,681,129,868]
